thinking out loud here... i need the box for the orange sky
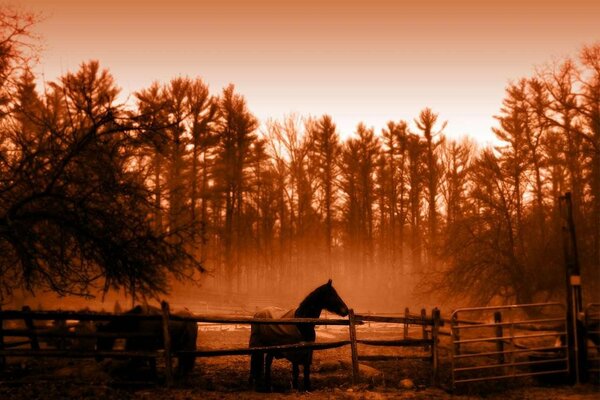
[16,0,600,144]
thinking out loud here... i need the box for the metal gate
[451,303,568,390]
[585,303,600,380]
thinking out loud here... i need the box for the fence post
[0,304,4,370]
[431,308,441,386]
[494,311,504,366]
[451,313,460,356]
[404,307,409,339]
[422,308,429,351]
[161,301,174,387]
[22,306,39,351]
[348,309,359,385]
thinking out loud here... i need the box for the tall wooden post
[22,306,39,351]
[422,308,429,351]
[404,307,409,339]
[0,304,5,370]
[348,309,359,385]
[161,301,174,387]
[431,308,441,386]
[494,311,504,366]
[560,192,585,384]
[452,313,460,356]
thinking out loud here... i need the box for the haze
[18,0,600,144]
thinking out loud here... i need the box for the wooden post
[431,308,441,386]
[348,309,359,385]
[560,192,584,384]
[494,311,504,365]
[422,308,429,351]
[161,301,174,387]
[22,306,39,351]
[0,304,4,370]
[452,313,460,356]
[404,307,409,339]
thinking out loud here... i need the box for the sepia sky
[17,0,600,144]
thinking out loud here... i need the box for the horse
[96,304,197,378]
[249,279,349,392]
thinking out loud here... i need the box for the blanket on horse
[250,307,303,347]
[250,307,312,364]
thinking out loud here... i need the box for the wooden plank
[0,310,162,322]
[358,355,432,361]
[2,340,30,349]
[0,310,353,326]
[185,340,351,357]
[354,313,433,325]
[181,315,351,325]
[1,329,155,339]
[356,339,432,347]
[0,349,159,358]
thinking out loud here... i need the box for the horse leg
[302,362,312,391]
[292,362,300,390]
[174,357,181,379]
[265,352,274,392]
[250,352,265,391]
[303,351,313,391]
[176,355,194,378]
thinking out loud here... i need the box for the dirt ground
[1,325,599,399]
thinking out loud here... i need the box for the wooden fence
[0,303,442,387]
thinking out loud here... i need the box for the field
[1,322,599,399]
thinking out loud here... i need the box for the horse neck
[295,295,321,342]
[295,294,324,319]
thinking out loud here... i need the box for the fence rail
[0,303,442,387]
[585,303,600,376]
[450,302,569,390]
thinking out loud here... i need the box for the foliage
[0,13,203,302]
[1,9,599,307]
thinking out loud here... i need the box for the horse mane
[295,283,332,342]
[296,283,329,318]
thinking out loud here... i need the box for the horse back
[170,309,198,351]
[250,307,303,347]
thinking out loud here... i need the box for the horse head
[319,279,349,317]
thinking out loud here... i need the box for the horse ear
[327,279,332,286]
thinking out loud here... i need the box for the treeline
[1,10,598,308]
[127,43,600,307]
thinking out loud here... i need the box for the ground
[1,324,599,399]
